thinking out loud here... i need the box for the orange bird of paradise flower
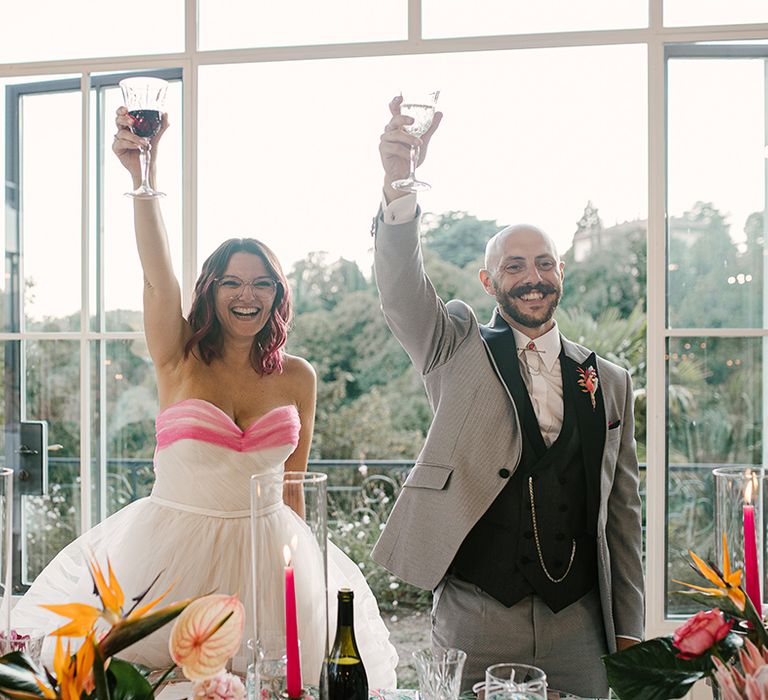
[40,554,173,638]
[673,531,746,612]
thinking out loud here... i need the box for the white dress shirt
[511,324,563,447]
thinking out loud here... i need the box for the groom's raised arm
[373,96,472,375]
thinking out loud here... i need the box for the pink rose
[673,609,733,660]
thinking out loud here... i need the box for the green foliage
[102,659,154,700]
[604,633,742,700]
[326,472,431,612]
[562,223,646,318]
[421,211,500,269]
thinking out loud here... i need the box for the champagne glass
[119,76,169,198]
[391,90,440,193]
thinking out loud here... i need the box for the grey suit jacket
[370,210,644,650]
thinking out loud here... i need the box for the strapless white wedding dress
[12,399,398,689]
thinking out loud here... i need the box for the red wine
[128,109,162,138]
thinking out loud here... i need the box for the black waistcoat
[451,314,603,613]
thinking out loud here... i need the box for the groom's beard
[492,278,562,329]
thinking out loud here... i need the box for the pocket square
[608,420,621,429]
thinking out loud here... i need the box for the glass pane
[667,58,766,328]
[101,80,184,332]
[0,342,16,466]
[666,336,765,615]
[198,45,647,281]
[664,0,768,27]
[0,1,184,63]
[21,91,82,331]
[423,0,646,38]
[198,0,406,50]
[92,339,157,520]
[23,340,81,584]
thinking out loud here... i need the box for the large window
[1,3,767,648]
[664,46,767,616]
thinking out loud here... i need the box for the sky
[1,5,766,322]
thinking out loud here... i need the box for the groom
[370,97,644,698]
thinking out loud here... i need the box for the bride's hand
[112,106,169,185]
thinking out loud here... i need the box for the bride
[12,107,398,689]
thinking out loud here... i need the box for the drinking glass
[485,663,547,700]
[118,76,169,198]
[412,647,466,700]
[391,90,440,193]
[247,635,291,700]
[0,469,12,653]
[0,629,45,665]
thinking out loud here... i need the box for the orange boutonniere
[577,366,598,411]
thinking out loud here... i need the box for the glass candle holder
[251,471,328,700]
[0,469,13,652]
[485,663,547,700]
[714,466,768,616]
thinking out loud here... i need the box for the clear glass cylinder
[714,466,768,614]
[0,469,13,653]
[250,471,328,700]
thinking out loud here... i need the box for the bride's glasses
[216,276,280,298]
[391,90,440,193]
[119,76,169,198]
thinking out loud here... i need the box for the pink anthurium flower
[169,594,245,681]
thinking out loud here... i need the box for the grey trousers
[431,575,609,699]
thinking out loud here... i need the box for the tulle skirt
[11,496,398,689]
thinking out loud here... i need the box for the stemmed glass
[118,76,168,198]
[391,90,440,193]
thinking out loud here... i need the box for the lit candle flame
[283,544,292,567]
[745,469,757,505]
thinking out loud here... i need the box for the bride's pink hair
[184,238,292,374]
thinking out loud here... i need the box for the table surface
[156,683,605,700]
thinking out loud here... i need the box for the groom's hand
[379,95,442,202]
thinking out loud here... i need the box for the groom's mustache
[508,283,559,299]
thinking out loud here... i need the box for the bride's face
[214,252,279,341]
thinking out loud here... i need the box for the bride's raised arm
[112,107,189,374]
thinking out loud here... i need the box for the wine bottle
[328,588,368,700]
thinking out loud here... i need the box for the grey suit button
[498,468,511,478]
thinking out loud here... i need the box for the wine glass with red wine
[118,76,169,198]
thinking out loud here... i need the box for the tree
[561,203,646,319]
[289,253,368,315]
[421,211,500,269]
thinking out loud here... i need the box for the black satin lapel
[562,351,605,532]
[480,314,547,455]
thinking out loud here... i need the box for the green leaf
[149,663,177,693]
[0,656,47,699]
[603,636,736,700]
[674,590,745,620]
[0,652,43,675]
[99,599,194,659]
[93,643,112,700]
[105,659,153,700]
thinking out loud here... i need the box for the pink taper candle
[744,475,762,617]
[284,545,302,698]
